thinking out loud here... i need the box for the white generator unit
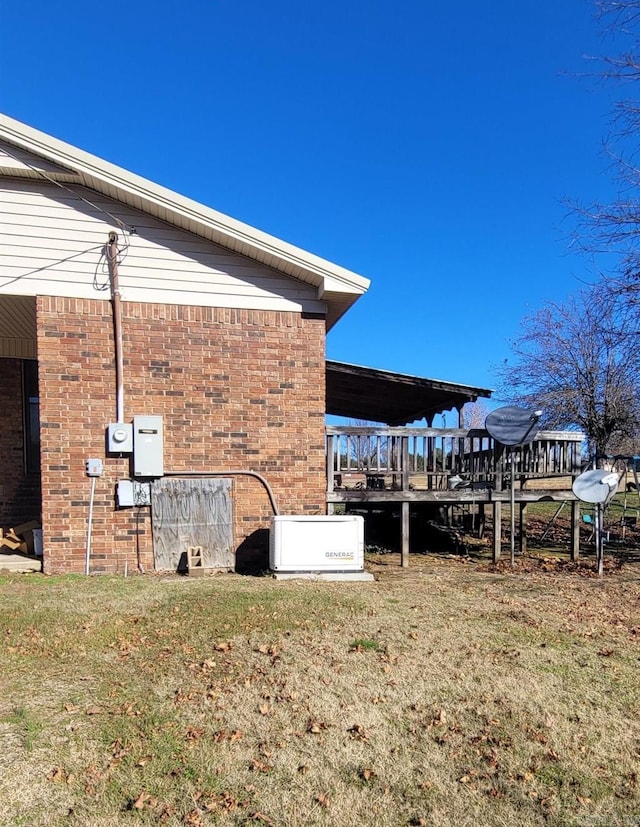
[270,515,365,573]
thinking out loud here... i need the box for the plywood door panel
[151,478,233,571]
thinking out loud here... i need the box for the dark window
[23,360,40,474]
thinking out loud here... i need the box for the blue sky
[0,0,620,396]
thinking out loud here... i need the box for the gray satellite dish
[485,406,542,447]
[572,469,619,505]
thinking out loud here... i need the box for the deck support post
[571,500,580,561]
[477,503,485,538]
[492,500,502,563]
[519,503,527,556]
[401,501,410,568]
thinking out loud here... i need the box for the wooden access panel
[151,478,234,571]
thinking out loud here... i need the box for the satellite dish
[572,469,619,504]
[485,406,543,447]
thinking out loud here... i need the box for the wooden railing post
[402,435,409,491]
[327,434,335,492]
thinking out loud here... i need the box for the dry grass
[0,557,639,827]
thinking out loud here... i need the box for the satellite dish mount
[485,406,543,566]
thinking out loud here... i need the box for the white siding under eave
[0,178,327,316]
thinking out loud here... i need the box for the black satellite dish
[484,405,543,566]
[485,406,542,447]
[572,469,619,505]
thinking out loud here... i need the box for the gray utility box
[133,415,164,478]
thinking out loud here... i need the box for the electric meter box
[107,422,133,454]
[133,415,164,477]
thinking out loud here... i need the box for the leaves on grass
[250,758,272,773]
[200,791,243,813]
[250,812,275,826]
[131,790,159,810]
[185,726,205,744]
[347,723,369,741]
[46,766,68,783]
[315,793,329,808]
[213,729,244,743]
[307,719,328,734]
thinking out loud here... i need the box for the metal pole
[510,448,516,566]
[106,232,125,423]
[85,476,97,576]
[596,502,604,576]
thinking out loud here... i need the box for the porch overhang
[326,360,493,426]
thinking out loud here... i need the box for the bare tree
[346,419,388,469]
[570,1,640,303]
[497,286,640,460]
[462,400,492,430]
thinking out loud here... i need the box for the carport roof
[326,361,492,426]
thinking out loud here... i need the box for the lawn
[0,556,638,826]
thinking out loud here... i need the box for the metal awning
[326,360,492,426]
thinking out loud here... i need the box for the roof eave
[0,114,370,324]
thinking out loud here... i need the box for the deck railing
[326,426,585,494]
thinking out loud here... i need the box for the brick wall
[0,358,41,527]
[36,297,327,574]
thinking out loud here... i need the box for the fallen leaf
[183,809,205,826]
[250,812,275,826]
[132,790,153,809]
[85,705,101,715]
[360,768,377,781]
[347,723,369,741]
[307,719,327,734]
[250,758,272,773]
[298,764,309,775]
[47,766,67,783]
[315,793,329,808]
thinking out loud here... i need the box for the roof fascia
[0,114,370,302]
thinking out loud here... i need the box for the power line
[0,244,104,290]
[1,144,136,234]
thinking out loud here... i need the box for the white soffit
[0,114,370,328]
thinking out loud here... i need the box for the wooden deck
[326,426,585,564]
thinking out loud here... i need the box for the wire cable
[0,243,104,290]
[1,144,135,233]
